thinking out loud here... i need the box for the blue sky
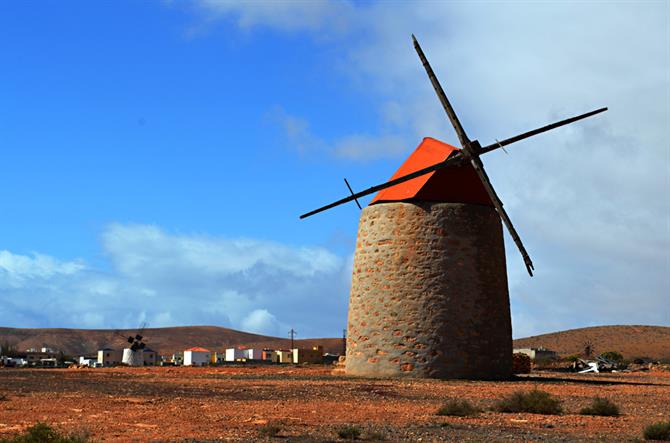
[1,1,668,339]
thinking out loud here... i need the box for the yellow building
[273,350,293,363]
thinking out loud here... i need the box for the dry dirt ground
[0,365,668,442]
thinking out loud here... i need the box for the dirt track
[0,366,668,442]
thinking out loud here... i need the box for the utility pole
[288,329,297,350]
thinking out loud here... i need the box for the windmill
[114,322,148,367]
[300,36,607,379]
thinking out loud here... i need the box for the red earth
[0,365,668,442]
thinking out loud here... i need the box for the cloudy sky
[1,1,668,339]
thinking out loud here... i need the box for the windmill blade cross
[299,105,606,220]
[413,34,534,274]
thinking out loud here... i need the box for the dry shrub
[495,389,562,415]
[580,397,620,416]
[336,425,362,440]
[436,399,480,417]
[0,422,90,443]
[643,421,670,440]
[258,422,281,438]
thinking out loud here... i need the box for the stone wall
[345,201,512,379]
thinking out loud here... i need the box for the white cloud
[195,0,354,34]
[270,106,413,161]
[241,309,280,336]
[0,225,350,337]
[0,251,85,287]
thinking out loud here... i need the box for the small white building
[97,348,123,367]
[184,347,211,366]
[243,349,264,360]
[513,347,558,360]
[79,356,97,367]
[225,348,246,362]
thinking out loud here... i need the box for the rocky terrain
[0,365,669,441]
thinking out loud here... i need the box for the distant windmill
[114,322,148,367]
[301,35,607,379]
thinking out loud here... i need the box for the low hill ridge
[1,324,668,359]
[513,325,670,359]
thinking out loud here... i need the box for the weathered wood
[468,153,535,276]
[413,35,534,275]
[344,178,362,210]
[479,107,608,154]
[412,34,471,148]
[299,151,465,219]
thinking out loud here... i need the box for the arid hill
[513,325,670,360]
[1,324,668,359]
[0,326,342,357]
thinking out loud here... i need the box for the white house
[243,349,264,360]
[225,348,246,362]
[184,347,211,366]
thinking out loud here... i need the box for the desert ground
[0,365,668,442]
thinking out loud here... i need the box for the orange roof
[370,137,493,206]
[185,347,210,353]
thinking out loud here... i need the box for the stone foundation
[345,201,512,379]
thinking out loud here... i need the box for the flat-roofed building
[97,348,123,367]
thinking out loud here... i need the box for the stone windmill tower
[301,36,606,379]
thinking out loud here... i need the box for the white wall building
[225,348,246,362]
[243,349,264,360]
[184,347,211,366]
[79,356,97,367]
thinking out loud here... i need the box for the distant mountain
[0,325,342,357]
[513,325,670,360]
[1,324,668,360]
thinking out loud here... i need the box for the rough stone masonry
[345,201,512,379]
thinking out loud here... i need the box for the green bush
[436,399,480,417]
[336,425,362,440]
[643,421,670,440]
[0,423,90,443]
[580,397,620,416]
[495,390,562,415]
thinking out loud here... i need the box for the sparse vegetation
[336,425,362,440]
[365,430,386,441]
[580,397,620,416]
[600,351,624,363]
[495,390,562,415]
[258,422,281,438]
[0,423,90,443]
[643,421,670,440]
[436,399,480,417]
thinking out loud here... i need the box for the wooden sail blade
[468,156,535,276]
[412,34,471,149]
[480,107,608,154]
[300,151,465,219]
[344,178,363,210]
